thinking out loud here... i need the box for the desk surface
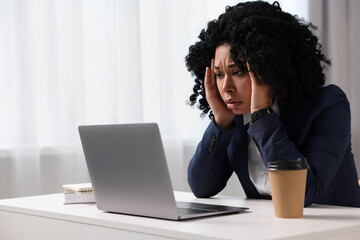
[1,191,360,240]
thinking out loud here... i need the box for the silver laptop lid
[78,123,179,220]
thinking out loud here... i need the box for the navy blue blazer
[188,84,360,207]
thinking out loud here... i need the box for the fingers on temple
[210,59,216,87]
[205,59,215,89]
[247,63,261,85]
[204,67,210,89]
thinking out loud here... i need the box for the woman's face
[214,44,251,114]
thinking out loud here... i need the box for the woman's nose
[222,76,235,92]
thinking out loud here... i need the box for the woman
[185,1,360,207]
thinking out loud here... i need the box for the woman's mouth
[225,100,242,109]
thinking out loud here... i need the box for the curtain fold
[309,0,360,176]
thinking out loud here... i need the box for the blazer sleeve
[187,120,234,198]
[247,87,351,207]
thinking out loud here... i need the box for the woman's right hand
[204,59,235,130]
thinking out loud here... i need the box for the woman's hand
[247,63,273,112]
[204,59,235,130]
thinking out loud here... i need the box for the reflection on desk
[1,191,360,240]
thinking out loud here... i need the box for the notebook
[62,183,95,204]
[62,183,93,193]
[78,123,248,220]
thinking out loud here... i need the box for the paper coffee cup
[267,158,308,218]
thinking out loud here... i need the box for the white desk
[0,191,360,240]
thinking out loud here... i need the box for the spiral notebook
[62,183,95,204]
[63,183,93,193]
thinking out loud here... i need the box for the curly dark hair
[185,1,331,120]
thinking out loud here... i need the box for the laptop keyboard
[177,207,216,216]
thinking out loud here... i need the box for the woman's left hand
[247,63,273,112]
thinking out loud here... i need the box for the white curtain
[309,0,360,176]
[0,0,308,199]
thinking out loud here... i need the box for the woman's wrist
[251,102,273,113]
[214,117,234,131]
[250,107,273,123]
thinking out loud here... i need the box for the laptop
[78,123,248,220]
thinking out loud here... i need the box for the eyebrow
[214,64,238,70]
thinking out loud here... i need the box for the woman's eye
[234,71,243,76]
[215,73,224,79]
